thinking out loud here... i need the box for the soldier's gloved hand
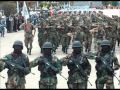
[47,67,58,74]
[95,57,101,63]
[17,67,31,77]
[24,67,31,75]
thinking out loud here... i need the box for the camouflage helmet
[42,42,52,49]
[13,40,23,49]
[100,39,111,46]
[72,41,82,48]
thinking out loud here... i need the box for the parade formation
[0,1,120,89]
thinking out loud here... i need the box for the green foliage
[102,1,118,6]
[111,1,118,6]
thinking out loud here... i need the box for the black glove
[95,57,101,63]
[17,67,30,77]
[47,67,58,75]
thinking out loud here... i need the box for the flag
[21,1,29,20]
[49,4,54,16]
[17,1,19,13]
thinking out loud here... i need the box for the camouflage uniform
[20,19,35,55]
[105,25,116,52]
[94,25,105,52]
[0,40,30,89]
[74,26,85,52]
[95,40,120,89]
[84,30,92,53]
[117,25,120,46]
[30,42,62,89]
[37,18,48,53]
[61,41,91,89]
[48,21,59,53]
[61,22,70,54]
[61,34,70,54]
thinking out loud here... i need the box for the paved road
[0,29,120,89]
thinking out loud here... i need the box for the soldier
[105,24,116,52]
[20,18,36,55]
[61,34,70,54]
[48,20,59,53]
[84,29,92,53]
[74,26,85,51]
[117,25,120,46]
[95,39,120,89]
[61,41,91,89]
[30,42,62,89]
[94,24,105,52]
[0,40,31,89]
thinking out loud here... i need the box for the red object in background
[58,11,62,16]
[49,4,53,16]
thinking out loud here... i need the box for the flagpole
[17,1,19,14]
[22,1,30,23]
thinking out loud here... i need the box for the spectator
[9,14,14,33]
[18,13,24,31]
[6,16,10,33]
[13,14,18,32]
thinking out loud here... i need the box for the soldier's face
[73,48,81,54]
[13,45,22,54]
[43,48,52,55]
[101,46,111,53]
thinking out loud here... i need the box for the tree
[111,1,118,6]
[102,1,118,6]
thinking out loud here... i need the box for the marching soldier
[95,39,120,89]
[0,40,31,89]
[30,42,62,89]
[61,41,91,89]
[20,18,36,55]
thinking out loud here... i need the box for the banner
[21,1,29,20]
[17,1,19,13]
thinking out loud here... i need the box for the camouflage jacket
[61,53,91,83]
[95,52,120,77]
[30,55,62,85]
[0,52,30,85]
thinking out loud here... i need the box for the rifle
[43,58,67,80]
[73,56,92,86]
[100,54,120,85]
[2,59,35,75]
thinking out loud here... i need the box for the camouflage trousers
[6,82,25,89]
[95,76,114,89]
[24,34,33,54]
[39,77,57,89]
[67,80,87,89]
[39,82,56,89]
[24,36,33,49]
[6,75,25,89]
[84,41,92,53]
